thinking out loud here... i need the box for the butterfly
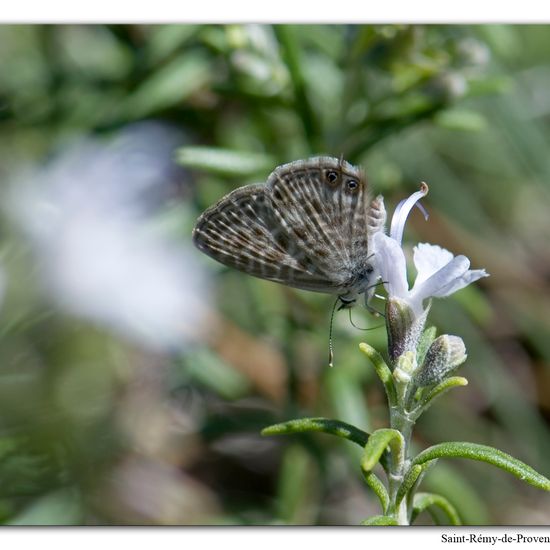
[192,156,386,310]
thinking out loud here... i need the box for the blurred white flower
[10,122,210,351]
[373,184,489,317]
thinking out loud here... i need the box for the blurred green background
[0,24,549,525]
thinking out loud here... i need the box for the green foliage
[361,514,398,526]
[358,343,396,403]
[176,147,275,177]
[266,344,550,524]
[414,376,469,414]
[262,417,370,448]
[411,442,550,492]
[361,429,404,472]
[411,492,461,525]
[361,470,390,515]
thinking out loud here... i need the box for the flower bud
[393,350,418,384]
[386,297,429,363]
[415,335,467,386]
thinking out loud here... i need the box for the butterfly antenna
[328,296,339,368]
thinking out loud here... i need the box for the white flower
[9,123,210,352]
[373,184,489,317]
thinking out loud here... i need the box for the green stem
[388,405,416,524]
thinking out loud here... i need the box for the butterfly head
[338,255,380,310]
[337,296,356,310]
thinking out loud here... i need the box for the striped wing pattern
[192,156,383,296]
[193,183,334,291]
[267,157,370,288]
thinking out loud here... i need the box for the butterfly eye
[366,265,374,274]
[326,171,338,184]
[346,179,359,191]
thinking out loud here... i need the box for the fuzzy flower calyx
[415,334,467,386]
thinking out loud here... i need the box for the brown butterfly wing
[192,183,342,292]
[266,157,372,288]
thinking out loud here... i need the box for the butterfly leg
[363,278,387,317]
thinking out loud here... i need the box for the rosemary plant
[263,186,550,525]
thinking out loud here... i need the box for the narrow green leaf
[413,442,550,492]
[123,53,211,118]
[175,146,275,177]
[261,417,370,448]
[360,515,398,526]
[414,376,468,416]
[434,109,487,132]
[326,362,371,438]
[411,492,462,525]
[145,25,199,65]
[274,25,320,150]
[276,444,319,525]
[185,349,250,399]
[359,343,397,405]
[397,461,437,506]
[361,429,404,472]
[361,470,390,514]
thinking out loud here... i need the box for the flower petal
[389,183,429,245]
[410,254,470,303]
[373,232,409,298]
[413,243,455,287]
[433,268,490,297]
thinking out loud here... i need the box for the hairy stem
[388,405,416,525]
